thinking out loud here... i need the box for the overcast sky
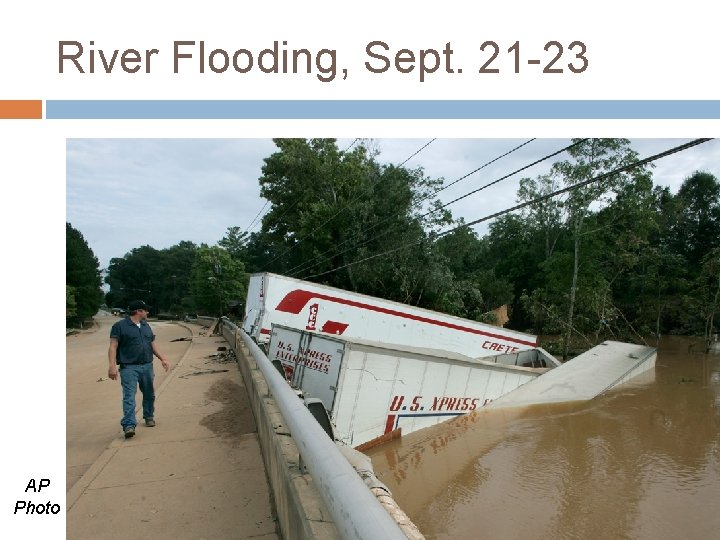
[66,138,720,272]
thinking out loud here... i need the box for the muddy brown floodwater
[365,337,720,540]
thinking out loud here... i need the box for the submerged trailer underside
[487,341,657,409]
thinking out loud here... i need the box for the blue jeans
[119,363,155,429]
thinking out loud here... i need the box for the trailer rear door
[267,325,345,413]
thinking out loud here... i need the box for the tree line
[67,138,720,357]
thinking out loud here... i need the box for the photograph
[66,137,720,539]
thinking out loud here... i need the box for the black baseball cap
[128,300,151,312]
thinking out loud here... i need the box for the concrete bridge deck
[66,313,279,539]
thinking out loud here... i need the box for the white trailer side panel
[267,325,543,448]
[332,343,540,447]
[244,273,538,359]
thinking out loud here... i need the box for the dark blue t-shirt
[110,318,155,365]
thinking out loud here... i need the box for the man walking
[108,300,170,438]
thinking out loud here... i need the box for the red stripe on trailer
[260,328,271,334]
[321,321,349,334]
[275,289,538,347]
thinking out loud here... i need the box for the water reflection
[365,337,720,539]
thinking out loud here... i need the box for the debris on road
[206,349,236,364]
[180,369,230,378]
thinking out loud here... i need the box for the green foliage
[105,245,161,311]
[189,246,249,316]
[66,223,104,326]
[253,138,365,280]
[66,286,77,318]
[532,139,648,357]
[98,139,719,344]
[248,138,452,305]
[218,226,249,261]
[518,173,564,259]
[509,166,719,342]
[691,248,720,339]
[105,241,198,315]
[668,171,720,269]
[433,226,514,321]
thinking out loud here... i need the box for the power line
[226,138,359,252]
[429,139,536,199]
[283,139,439,275]
[263,138,438,271]
[302,138,713,281]
[288,138,539,277]
[437,139,579,210]
[343,138,360,152]
[457,138,711,230]
[292,138,572,278]
[399,138,436,166]
[257,139,359,242]
[242,199,270,235]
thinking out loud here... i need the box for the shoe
[145,418,156,427]
[124,426,135,439]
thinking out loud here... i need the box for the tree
[155,241,199,314]
[484,213,557,329]
[434,226,513,322]
[255,138,359,280]
[219,226,249,261]
[189,246,248,316]
[253,138,451,305]
[66,286,77,319]
[341,163,451,305]
[66,223,104,326]
[690,248,720,346]
[105,245,162,311]
[434,224,484,279]
[628,248,688,339]
[517,173,564,260]
[637,172,720,337]
[587,171,663,340]
[104,241,198,315]
[551,139,649,359]
[669,171,720,270]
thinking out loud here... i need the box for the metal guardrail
[226,321,407,540]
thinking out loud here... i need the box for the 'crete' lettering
[481,341,519,354]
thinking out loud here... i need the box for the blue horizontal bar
[45,100,720,119]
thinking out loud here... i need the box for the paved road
[66,313,279,539]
